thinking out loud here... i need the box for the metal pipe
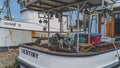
[88,7,98,43]
[70,11,72,27]
[43,1,88,12]
[60,13,62,35]
[76,1,87,52]
[88,8,91,44]
[76,4,80,52]
[48,11,50,47]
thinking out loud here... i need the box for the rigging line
[8,0,12,20]
[0,1,5,14]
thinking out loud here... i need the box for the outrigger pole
[76,1,87,52]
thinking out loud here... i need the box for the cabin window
[114,13,120,37]
[115,14,119,19]
[115,14,120,19]
[108,16,112,22]
[119,14,120,19]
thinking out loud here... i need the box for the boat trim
[19,42,120,57]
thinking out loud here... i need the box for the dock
[0,49,19,68]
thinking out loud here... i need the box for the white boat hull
[0,28,31,47]
[17,46,120,68]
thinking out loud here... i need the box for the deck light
[55,13,58,18]
[50,13,53,17]
[39,19,42,23]
[43,27,46,31]
[43,20,48,23]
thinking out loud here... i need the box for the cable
[0,1,5,14]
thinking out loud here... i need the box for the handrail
[19,42,120,57]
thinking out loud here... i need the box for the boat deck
[19,41,120,57]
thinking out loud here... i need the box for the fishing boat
[0,0,31,51]
[16,0,120,68]
[0,0,68,51]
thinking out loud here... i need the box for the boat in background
[0,0,68,51]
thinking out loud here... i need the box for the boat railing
[18,42,120,57]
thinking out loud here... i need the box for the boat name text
[4,22,21,27]
[4,22,16,27]
[21,49,38,59]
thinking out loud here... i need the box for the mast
[5,0,12,20]
[1,0,13,51]
[0,0,12,20]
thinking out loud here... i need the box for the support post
[76,2,87,52]
[70,11,72,28]
[88,9,91,44]
[48,11,50,47]
[88,7,98,43]
[60,13,63,35]
[76,4,80,52]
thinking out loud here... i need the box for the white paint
[101,17,106,37]
[21,10,68,32]
[0,9,68,47]
[0,20,67,32]
[0,28,31,47]
[18,47,119,68]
